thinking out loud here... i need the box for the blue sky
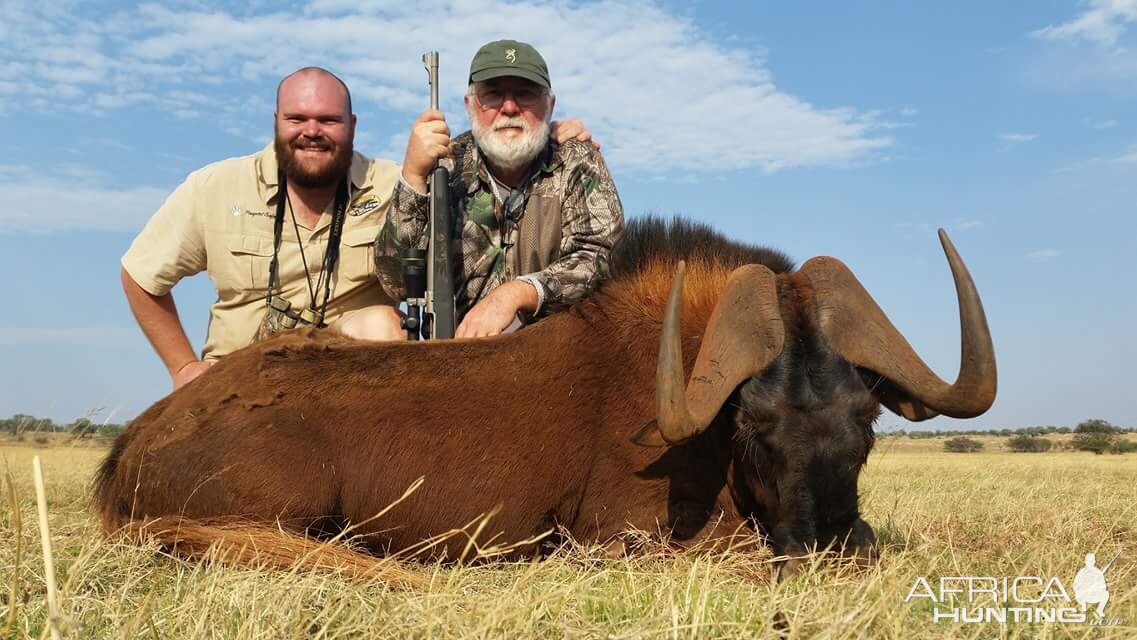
[2,0,1135,431]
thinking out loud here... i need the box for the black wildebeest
[93,217,996,581]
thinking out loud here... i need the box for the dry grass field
[1,435,1134,639]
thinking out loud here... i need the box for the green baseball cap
[468,39,551,89]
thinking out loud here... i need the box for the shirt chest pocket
[516,197,562,274]
[339,227,379,284]
[224,234,275,293]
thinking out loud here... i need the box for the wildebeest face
[649,232,995,578]
[733,345,879,571]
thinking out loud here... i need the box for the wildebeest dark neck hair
[610,216,794,280]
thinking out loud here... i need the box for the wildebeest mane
[610,216,794,279]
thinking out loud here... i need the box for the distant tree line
[5,413,1135,453]
[1,414,127,439]
[937,419,1137,455]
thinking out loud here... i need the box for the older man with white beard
[375,40,624,338]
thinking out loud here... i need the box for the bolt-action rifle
[402,51,456,340]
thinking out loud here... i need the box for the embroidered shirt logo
[348,196,382,217]
[505,49,517,64]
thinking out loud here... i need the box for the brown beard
[274,132,353,189]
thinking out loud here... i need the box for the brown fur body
[97,217,918,571]
[96,258,783,557]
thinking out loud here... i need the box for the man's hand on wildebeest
[172,360,214,390]
[330,305,408,342]
[455,279,538,339]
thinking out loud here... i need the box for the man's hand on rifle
[455,279,539,339]
[402,109,451,194]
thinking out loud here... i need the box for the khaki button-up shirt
[122,145,400,359]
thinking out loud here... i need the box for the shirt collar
[255,143,369,204]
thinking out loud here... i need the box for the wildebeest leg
[770,519,814,583]
[838,518,878,568]
[599,537,628,559]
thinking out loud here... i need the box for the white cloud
[0,175,170,232]
[1,0,891,175]
[950,218,984,231]
[1032,0,1137,50]
[999,132,1039,143]
[1025,249,1060,263]
[1053,145,1137,172]
[1092,119,1119,128]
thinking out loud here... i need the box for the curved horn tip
[937,227,954,248]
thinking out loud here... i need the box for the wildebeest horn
[800,229,996,420]
[656,261,785,444]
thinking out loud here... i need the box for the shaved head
[276,67,352,116]
[274,67,356,189]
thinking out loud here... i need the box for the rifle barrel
[1102,550,1122,574]
[421,51,456,339]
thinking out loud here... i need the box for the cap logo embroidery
[505,49,517,64]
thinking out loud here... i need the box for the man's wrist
[399,171,429,196]
[514,275,546,314]
[169,357,198,377]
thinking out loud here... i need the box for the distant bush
[98,423,127,438]
[68,418,97,439]
[908,431,938,440]
[1108,439,1137,455]
[3,413,125,439]
[1,414,58,434]
[1072,432,1115,455]
[1007,434,1053,452]
[1075,419,1120,434]
[944,437,984,453]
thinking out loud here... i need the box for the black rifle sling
[313,180,350,324]
[266,171,289,303]
[266,174,350,326]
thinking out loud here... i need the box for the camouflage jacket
[374,132,624,320]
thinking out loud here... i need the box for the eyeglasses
[473,86,547,110]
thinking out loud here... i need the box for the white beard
[469,110,550,173]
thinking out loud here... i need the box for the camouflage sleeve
[385,178,430,249]
[528,143,624,315]
[373,178,429,300]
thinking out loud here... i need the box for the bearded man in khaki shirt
[122,67,594,390]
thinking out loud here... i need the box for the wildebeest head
[640,230,996,576]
